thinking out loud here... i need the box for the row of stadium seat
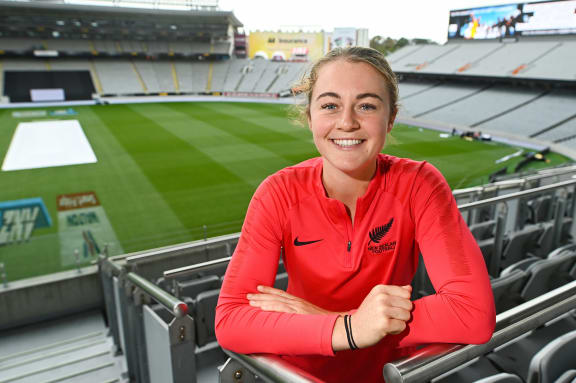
[397,81,576,145]
[388,40,576,81]
[0,58,306,96]
[0,37,230,56]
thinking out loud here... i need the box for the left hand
[247,285,334,315]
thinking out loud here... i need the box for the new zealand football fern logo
[368,218,396,254]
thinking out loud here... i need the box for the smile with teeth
[331,139,365,147]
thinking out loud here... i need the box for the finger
[401,285,413,291]
[373,285,412,299]
[250,299,296,313]
[383,306,412,322]
[257,285,294,298]
[248,294,296,305]
[384,295,414,311]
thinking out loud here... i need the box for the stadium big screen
[448,0,576,39]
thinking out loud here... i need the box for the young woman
[215,47,495,382]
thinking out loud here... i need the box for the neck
[321,158,377,201]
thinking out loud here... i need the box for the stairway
[0,311,126,383]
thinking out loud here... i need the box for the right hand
[351,284,413,348]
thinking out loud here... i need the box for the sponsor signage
[448,0,576,39]
[248,31,324,61]
[57,191,123,265]
[0,198,52,245]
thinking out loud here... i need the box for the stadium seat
[179,275,221,300]
[554,370,576,383]
[274,272,289,291]
[194,288,220,347]
[487,314,576,381]
[527,330,576,383]
[473,373,523,383]
[471,220,496,241]
[522,254,576,300]
[500,225,544,270]
[491,269,529,314]
[500,256,541,275]
[478,239,497,275]
[435,357,503,383]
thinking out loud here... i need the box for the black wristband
[348,315,359,350]
[344,315,358,350]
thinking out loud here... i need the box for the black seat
[473,373,523,383]
[471,220,496,241]
[554,370,576,383]
[491,269,529,314]
[194,288,220,347]
[522,254,576,300]
[527,330,576,383]
[500,225,544,271]
[179,275,221,300]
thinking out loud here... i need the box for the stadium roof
[0,0,242,40]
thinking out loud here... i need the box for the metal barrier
[98,178,576,383]
[382,280,576,383]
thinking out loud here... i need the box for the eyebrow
[315,92,384,102]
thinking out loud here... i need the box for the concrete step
[0,345,121,383]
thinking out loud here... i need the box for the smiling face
[307,59,395,180]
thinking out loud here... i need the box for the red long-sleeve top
[216,154,496,382]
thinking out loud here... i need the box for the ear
[387,112,396,133]
[306,108,312,130]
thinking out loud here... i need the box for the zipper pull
[347,241,352,252]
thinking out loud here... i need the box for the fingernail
[247,294,252,299]
[257,286,263,291]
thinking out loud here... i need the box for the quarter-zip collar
[312,155,386,225]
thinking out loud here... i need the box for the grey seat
[501,225,544,271]
[522,254,576,300]
[274,272,288,291]
[527,330,576,383]
[473,373,523,383]
[471,220,496,241]
[555,370,576,383]
[500,256,540,276]
[491,269,529,314]
[180,275,221,300]
[194,289,220,347]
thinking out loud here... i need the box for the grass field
[0,101,572,282]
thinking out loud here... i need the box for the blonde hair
[291,46,399,126]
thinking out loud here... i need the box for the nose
[337,106,360,131]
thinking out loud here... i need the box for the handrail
[458,179,576,211]
[382,280,576,383]
[163,256,232,279]
[125,272,188,317]
[124,233,239,265]
[222,349,317,383]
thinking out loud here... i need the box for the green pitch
[0,102,571,282]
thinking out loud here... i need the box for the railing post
[168,314,196,383]
[552,195,567,249]
[99,257,122,353]
[491,202,507,276]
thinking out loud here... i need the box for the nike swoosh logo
[294,237,323,246]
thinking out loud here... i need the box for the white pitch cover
[1,119,98,171]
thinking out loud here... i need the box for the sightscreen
[448,0,576,40]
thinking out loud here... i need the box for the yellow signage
[248,32,324,61]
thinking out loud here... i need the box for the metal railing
[382,280,576,383]
[217,280,576,383]
[98,177,575,383]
